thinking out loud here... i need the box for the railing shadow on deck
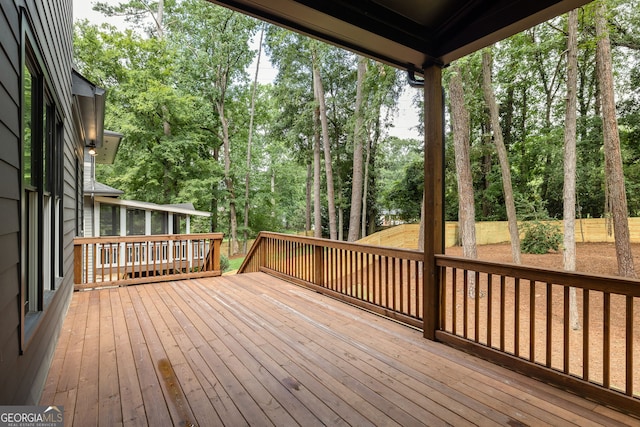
[74,233,223,291]
[238,231,640,417]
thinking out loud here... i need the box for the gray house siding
[0,0,79,404]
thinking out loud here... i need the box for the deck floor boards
[42,272,639,426]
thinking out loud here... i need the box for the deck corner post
[423,64,445,340]
[314,244,324,287]
[74,241,82,285]
[213,237,221,273]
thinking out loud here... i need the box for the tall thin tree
[313,105,322,238]
[450,65,478,295]
[564,9,580,329]
[243,24,265,253]
[482,48,521,264]
[595,1,636,277]
[348,56,367,241]
[313,48,338,240]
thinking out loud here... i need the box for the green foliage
[75,1,640,244]
[227,257,245,271]
[520,221,562,254]
[220,254,230,272]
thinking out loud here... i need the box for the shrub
[220,254,230,272]
[521,221,562,254]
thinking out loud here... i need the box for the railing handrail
[436,254,640,296]
[74,232,224,245]
[238,231,423,274]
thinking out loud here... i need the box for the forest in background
[73,0,640,256]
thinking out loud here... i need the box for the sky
[72,0,422,140]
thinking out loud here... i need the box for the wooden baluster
[564,285,570,373]
[530,280,536,362]
[475,271,480,343]
[500,276,506,352]
[603,292,611,389]
[626,295,633,396]
[515,277,520,357]
[583,289,590,381]
[546,282,552,368]
[399,258,404,314]
[451,268,457,335]
[439,265,446,330]
[487,274,493,348]
[463,270,468,339]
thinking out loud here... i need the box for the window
[151,211,168,234]
[126,208,146,235]
[21,22,64,346]
[100,204,121,236]
[173,214,187,234]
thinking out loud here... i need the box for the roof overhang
[94,130,123,164]
[206,0,593,71]
[94,196,212,217]
[72,70,106,149]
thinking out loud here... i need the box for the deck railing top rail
[437,254,640,296]
[239,231,422,274]
[74,232,224,245]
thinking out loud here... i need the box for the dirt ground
[443,242,640,395]
[445,241,640,276]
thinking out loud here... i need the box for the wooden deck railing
[239,232,640,415]
[435,256,640,415]
[74,233,223,290]
[238,232,424,328]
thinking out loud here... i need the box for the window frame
[20,12,65,352]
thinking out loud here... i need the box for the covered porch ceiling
[205,0,592,72]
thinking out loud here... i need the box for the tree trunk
[361,134,371,239]
[348,56,367,241]
[482,48,521,264]
[313,54,337,240]
[313,106,322,238]
[450,65,478,296]
[596,2,636,278]
[219,100,239,255]
[243,24,264,254]
[564,9,580,330]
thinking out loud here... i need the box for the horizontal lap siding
[0,0,77,404]
[0,0,22,404]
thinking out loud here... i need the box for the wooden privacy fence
[239,232,640,416]
[238,232,424,328]
[74,233,223,290]
[436,256,640,415]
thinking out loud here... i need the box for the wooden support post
[74,243,83,285]
[314,245,324,287]
[213,238,221,272]
[423,64,445,340]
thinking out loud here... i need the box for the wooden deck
[41,273,639,426]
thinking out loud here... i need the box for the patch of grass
[227,256,245,272]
